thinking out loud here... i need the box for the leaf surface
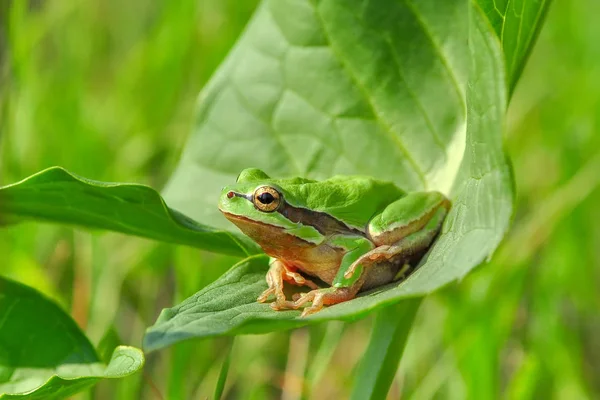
[0,277,144,399]
[477,0,552,88]
[0,167,259,257]
[146,0,522,349]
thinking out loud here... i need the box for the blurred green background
[1,0,599,399]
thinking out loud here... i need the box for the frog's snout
[217,190,229,211]
[218,187,241,212]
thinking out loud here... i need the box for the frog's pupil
[258,192,275,204]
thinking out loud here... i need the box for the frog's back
[277,175,405,229]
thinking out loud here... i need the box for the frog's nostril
[227,191,235,199]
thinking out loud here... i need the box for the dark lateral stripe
[232,190,364,237]
[279,203,365,237]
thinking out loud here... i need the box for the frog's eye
[253,186,281,212]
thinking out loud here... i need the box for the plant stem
[350,298,422,400]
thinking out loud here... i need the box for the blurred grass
[1,0,600,399]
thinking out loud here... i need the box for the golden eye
[253,186,281,212]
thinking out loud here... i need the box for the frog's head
[218,168,324,249]
[218,168,286,225]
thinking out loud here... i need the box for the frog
[218,168,450,317]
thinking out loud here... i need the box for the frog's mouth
[221,211,319,263]
[220,211,278,229]
[221,211,312,245]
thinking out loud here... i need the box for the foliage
[0,278,143,399]
[3,0,600,399]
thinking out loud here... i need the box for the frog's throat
[221,211,312,241]
[222,212,348,281]
[221,211,317,261]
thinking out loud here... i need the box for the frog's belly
[265,237,402,288]
[272,243,402,289]
[266,241,345,285]
[262,238,401,287]
[223,213,345,283]
[222,213,400,287]
[361,262,401,290]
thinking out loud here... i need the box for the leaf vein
[311,2,427,187]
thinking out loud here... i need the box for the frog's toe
[300,304,323,318]
[284,271,319,290]
[291,290,325,317]
[257,288,275,303]
[294,287,358,316]
[270,299,296,311]
[297,292,324,317]
[344,259,366,279]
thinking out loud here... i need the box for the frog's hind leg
[257,258,318,311]
[344,206,448,281]
[367,191,450,247]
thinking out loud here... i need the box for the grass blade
[350,298,422,400]
[214,340,234,400]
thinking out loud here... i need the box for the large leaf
[0,167,259,258]
[0,277,144,399]
[146,0,517,349]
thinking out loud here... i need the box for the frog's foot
[292,287,356,317]
[258,286,295,311]
[257,260,290,306]
[269,299,297,311]
[283,269,319,290]
[257,259,315,310]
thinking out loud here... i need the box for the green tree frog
[219,168,450,317]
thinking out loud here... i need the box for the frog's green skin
[218,168,450,317]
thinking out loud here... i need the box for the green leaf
[0,167,259,258]
[147,0,523,348]
[0,277,144,399]
[477,0,552,88]
[144,256,288,351]
[144,256,427,351]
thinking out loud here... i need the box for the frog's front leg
[292,236,374,317]
[257,258,318,310]
[292,286,359,317]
